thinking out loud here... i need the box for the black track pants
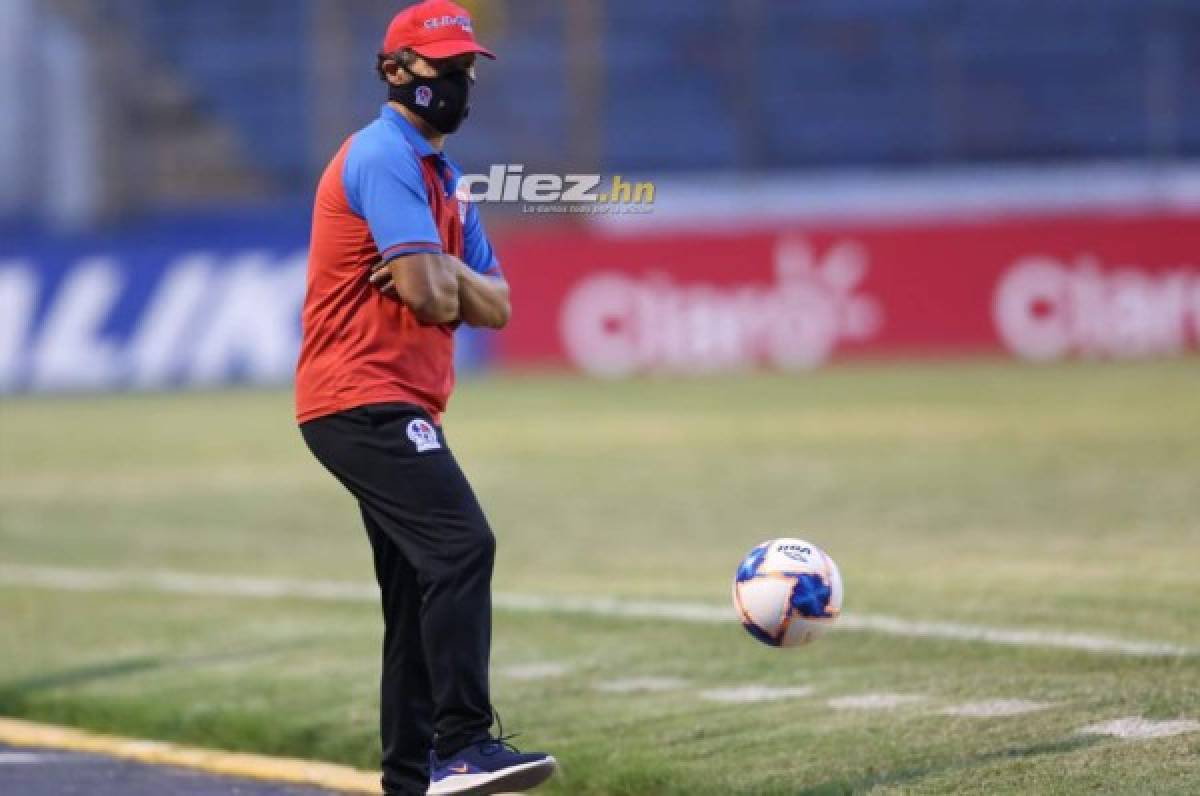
[301,403,495,796]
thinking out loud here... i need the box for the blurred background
[2,4,1200,793]
[8,0,1200,218]
[3,0,1200,389]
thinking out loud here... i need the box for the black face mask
[389,63,473,135]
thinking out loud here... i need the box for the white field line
[940,699,1055,718]
[593,677,690,694]
[496,662,572,681]
[0,564,378,602]
[0,564,1194,659]
[1079,717,1200,740]
[0,468,326,503]
[494,593,1196,658]
[828,693,926,710]
[700,685,813,704]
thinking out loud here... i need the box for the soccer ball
[732,538,843,648]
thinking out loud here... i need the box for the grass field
[1,360,1199,794]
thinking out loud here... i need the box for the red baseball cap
[383,0,496,60]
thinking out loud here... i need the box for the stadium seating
[74,0,1200,195]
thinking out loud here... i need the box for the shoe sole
[427,756,558,796]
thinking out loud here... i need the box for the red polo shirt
[295,105,499,424]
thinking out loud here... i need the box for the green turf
[1,360,1198,794]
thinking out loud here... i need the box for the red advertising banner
[491,212,1200,374]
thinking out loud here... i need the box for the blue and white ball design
[733,538,843,648]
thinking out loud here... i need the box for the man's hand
[370,259,398,295]
[455,262,511,329]
[370,253,459,325]
[373,255,510,329]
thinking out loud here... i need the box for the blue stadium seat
[86,0,1200,193]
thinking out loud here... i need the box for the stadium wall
[3,184,1200,394]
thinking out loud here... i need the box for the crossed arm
[371,253,511,329]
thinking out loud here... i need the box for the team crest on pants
[407,418,441,453]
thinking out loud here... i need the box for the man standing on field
[295,2,556,795]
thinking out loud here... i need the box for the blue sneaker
[427,737,557,796]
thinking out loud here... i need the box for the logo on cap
[415,86,434,107]
[424,15,473,32]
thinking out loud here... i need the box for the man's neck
[390,101,446,151]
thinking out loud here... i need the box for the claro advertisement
[496,213,1200,374]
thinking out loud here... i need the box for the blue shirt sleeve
[461,200,501,275]
[344,135,442,261]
